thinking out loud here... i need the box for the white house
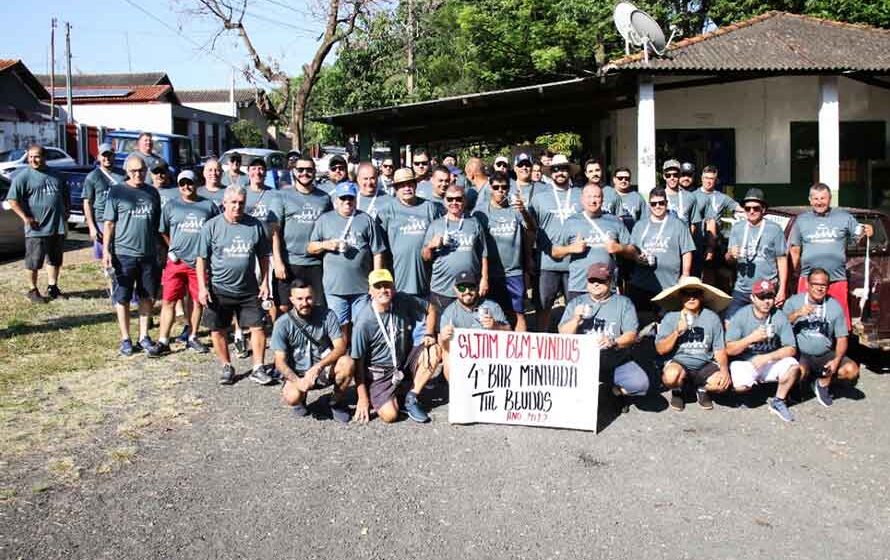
[178,88,291,150]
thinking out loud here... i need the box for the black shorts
[539,270,569,308]
[670,361,720,387]
[112,254,160,304]
[799,352,854,378]
[366,345,427,411]
[25,235,65,270]
[203,291,265,330]
[273,264,326,308]
[429,292,456,313]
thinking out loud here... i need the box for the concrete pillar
[818,76,840,199]
[637,76,656,197]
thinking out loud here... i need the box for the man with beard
[606,167,647,233]
[662,159,697,227]
[318,154,348,194]
[377,157,396,194]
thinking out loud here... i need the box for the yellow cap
[368,269,394,285]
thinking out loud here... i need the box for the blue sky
[1,0,327,91]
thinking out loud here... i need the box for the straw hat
[548,154,579,176]
[392,167,416,186]
[651,276,732,312]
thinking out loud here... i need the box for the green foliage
[230,119,264,148]
[535,133,582,158]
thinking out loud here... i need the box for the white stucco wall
[71,104,174,134]
[612,75,890,184]
[0,121,58,151]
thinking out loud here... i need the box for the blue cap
[333,182,358,199]
[446,164,462,176]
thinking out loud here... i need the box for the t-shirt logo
[807,223,841,243]
[178,212,205,234]
[223,235,252,258]
[251,201,269,220]
[583,318,615,337]
[399,216,428,235]
[679,327,709,353]
[489,216,517,237]
[130,200,154,218]
[291,203,320,224]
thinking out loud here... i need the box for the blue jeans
[327,293,370,324]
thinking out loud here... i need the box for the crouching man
[272,279,353,422]
[726,278,801,422]
[653,277,732,411]
[558,261,649,412]
[351,269,441,424]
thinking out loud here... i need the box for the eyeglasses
[494,162,508,168]
[744,205,763,213]
[455,284,478,293]
[649,200,667,207]
[413,160,429,166]
[663,172,679,178]
[339,196,356,201]
[329,165,346,172]
[178,181,194,187]
[445,196,464,202]
[516,162,531,169]
[381,164,393,168]
[680,290,702,299]
[372,282,394,290]
[551,165,569,173]
[490,184,509,191]
[615,175,630,181]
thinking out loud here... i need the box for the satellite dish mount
[613,2,679,64]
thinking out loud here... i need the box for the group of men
[6,139,873,424]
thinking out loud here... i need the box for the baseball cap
[333,182,358,199]
[752,278,777,297]
[329,155,348,168]
[494,156,509,166]
[247,156,266,168]
[97,143,114,155]
[586,262,614,282]
[514,152,532,166]
[368,269,394,285]
[446,164,462,176]
[454,270,478,286]
[228,152,242,161]
[177,170,196,184]
[742,188,766,204]
[150,162,169,174]
[662,159,681,172]
[286,150,301,160]
[680,162,695,174]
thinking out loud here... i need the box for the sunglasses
[456,284,478,293]
[744,205,763,213]
[663,172,679,178]
[551,166,569,173]
[490,184,509,191]
[680,290,702,299]
[649,200,667,207]
[615,175,630,181]
[494,162,508,167]
[178,180,195,187]
[413,160,429,166]
[587,278,608,285]
[295,167,315,173]
[755,292,776,300]
[381,164,393,168]
[329,165,346,172]
[445,196,464,202]
[372,282,394,290]
[516,162,531,169]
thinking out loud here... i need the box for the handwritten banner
[448,329,600,431]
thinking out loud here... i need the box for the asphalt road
[3,359,889,560]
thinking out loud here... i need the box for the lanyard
[669,189,684,216]
[741,221,765,259]
[358,194,378,215]
[341,211,356,240]
[373,307,399,368]
[552,186,573,224]
[446,216,464,235]
[582,213,610,243]
[640,216,668,247]
[99,167,117,184]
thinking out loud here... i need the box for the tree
[231,119,264,148]
[191,0,372,151]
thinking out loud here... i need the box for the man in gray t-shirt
[130,132,166,187]
[82,143,124,262]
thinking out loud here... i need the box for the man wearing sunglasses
[604,167,646,232]
[274,157,332,316]
[627,188,694,321]
[725,189,787,319]
[377,157,396,194]
[510,152,542,207]
[559,262,649,412]
[318,154,349,194]
[472,171,535,331]
[422,184,489,311]
[726,278,801,422]
[493,155,511,177]
[529,154,583,331]
[82,143,123,270]
[411,150,433,196]
[221,151,248,187]
[662,159,697,227]
[350,269,441,424]
[697,165,741,282]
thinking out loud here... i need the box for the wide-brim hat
[548,154,579,175]
[651,276,732,312]
[392,167,416,186]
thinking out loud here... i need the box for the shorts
[273,264,326,309]
[489,275,525,313]
[111,254,160,305]
[161,259,200,302]
[798,351,854,378]
[730,356,799,388]
[366,345,426,411]
[539,270,569,308]
[667,360,720,387]
[25,235,65,270]
[798,276,850,329]
[202,291,264,330]
[429,292,456,313]
[725,290,752,320]
[327,293,370,325]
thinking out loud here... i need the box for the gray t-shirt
[316,179,338,194]
[727,219,786,294]
[156,186,178,210]
[529,184,583,272]
[131,152,165,186]
[159,196,220,267]
[473,201,525,278]
[350,294,428,369]
[507,180,545,208]
[279,188,332,266]
[7,167,68,237]
[414,179,434,200]
[271,308,343,372]
[783,293,848,356]
[613,189,648,232]
[601,186,623,216]
[377,198,444,295]
[629,215,695,293]
[82,167,124,226]
[103,184,161,257]
[423,214,488,296]
[221,172,248,187]
[310,210,386,295]
[196,186,226,209]
[725,305,795,361]
[197,214,270,297]
[666,188,697,224]
[656,308,725,370]
[788,209,860,281]
[245,186,283,241]
[556,212,630,292]
[356,191,390,221]
[439,298,509,329]
[699,190,740,221]
[559,293,639,338]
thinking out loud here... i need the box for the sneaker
[248,365,274,385]
[138,336,154,353]
[234,337,250,359]
[46,285,66,300]
[291,403,309,417]
[670,389,685,411]
[119,339,134,357]
[404,391,430,423]
[186,338,209,354]
[27,288,47,304]
[813,380,833,407]
[219,363,236,385]
[175,324,191,343]
[147,341,170,358]
[768,397,795,422]
[696,388,714,410]
[330,401,351,423]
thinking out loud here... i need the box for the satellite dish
[612,2,678,61]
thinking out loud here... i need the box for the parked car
[56,166,99,225]
[105,130,202,179]
[0,146,76,179]
[220,148,287,189]
[0,174,25,255]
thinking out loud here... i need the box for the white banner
[447,329,600,431]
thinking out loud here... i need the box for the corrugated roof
[49,84,174,104]
[177,89,256,103]
[35,72,170,87]
[603,11,890,73]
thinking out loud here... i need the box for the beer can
[168,250,180,263]
[765,323,775,339]
[646,252,657,266]
[261,299,273,311]
[337,239,347,253]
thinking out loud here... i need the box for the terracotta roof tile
[49,84,174,104]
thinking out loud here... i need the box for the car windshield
[0,149,25,163]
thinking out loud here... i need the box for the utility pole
[65,21,73,125]
[406,0,415,95]
[50,18,57,144]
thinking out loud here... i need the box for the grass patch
[47,456,80,484]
